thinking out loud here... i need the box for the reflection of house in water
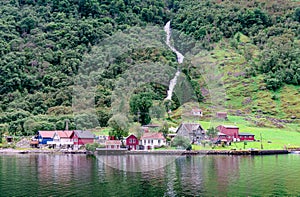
[174,156,205,195]
[37,155,93,187]
[96,155,177,173]
[210,156,241,194]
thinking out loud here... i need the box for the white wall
[141,139,166,147]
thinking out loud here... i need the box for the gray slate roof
[74,130,95,139]
[176,123,204,133]
[239,132,255,136]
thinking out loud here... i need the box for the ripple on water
[1,154,300,196]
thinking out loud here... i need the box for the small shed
[216,112,228,120]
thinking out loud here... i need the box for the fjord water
[0,154,299,197]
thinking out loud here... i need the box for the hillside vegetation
[0,0,299,137]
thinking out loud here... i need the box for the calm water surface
[0,154,299,197]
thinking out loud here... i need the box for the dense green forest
[0,0,299,137]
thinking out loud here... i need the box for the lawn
[91,127,111,136]
[196,115,300,150]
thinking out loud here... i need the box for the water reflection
[0,154,300,196]
[96,154,180,172]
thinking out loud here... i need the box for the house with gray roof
[176,123,205,142]
[74,130,95,145]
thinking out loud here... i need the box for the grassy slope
[190,33,300,121]
[196,115,300,150]
[172,36,300,150]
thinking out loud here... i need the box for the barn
[238,132,255,141]
[216,125,239,141]
[216,125,255,142]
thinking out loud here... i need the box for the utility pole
[260,133,263,149]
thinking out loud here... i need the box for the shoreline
[0,148,88,154]
[96,149,290,155]
[0,149,292,155]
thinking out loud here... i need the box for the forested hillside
[0,0,299,136]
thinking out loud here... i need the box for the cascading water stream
[164,21,184,100]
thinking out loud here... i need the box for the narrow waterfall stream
[164,21,184,100]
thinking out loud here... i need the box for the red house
[73,130,95,145]
[216,125,255,142]
[238,133,255,141]
[216,125,239,142]
[126,134,139,150]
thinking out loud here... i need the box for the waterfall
[164,21,184,100]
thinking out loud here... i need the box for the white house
[46,131,74,147]
[105,140,122,149]
[191,108,203,116]
[140,132,166,150]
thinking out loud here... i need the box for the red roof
[221,125,239,129]
[105,140,122,145]
[191,108,202,112]
[57,131,74,138]
[39,131,55,138]
[126,134,138,139]
[141,132,165,140]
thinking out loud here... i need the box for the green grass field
[196,115,300,150]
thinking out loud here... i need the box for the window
[133,139,136,143]
[144,140,146,144]
[129,139,132,143]
[148,140,150,144]
[151,140,153,144]
[158,140,161,144]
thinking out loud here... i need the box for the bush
[186,144,192,151]
[85,143,103,151]
[172,136,190,149]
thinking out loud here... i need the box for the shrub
[85,143,103,151]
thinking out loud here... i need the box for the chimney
[65,119,69,131]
